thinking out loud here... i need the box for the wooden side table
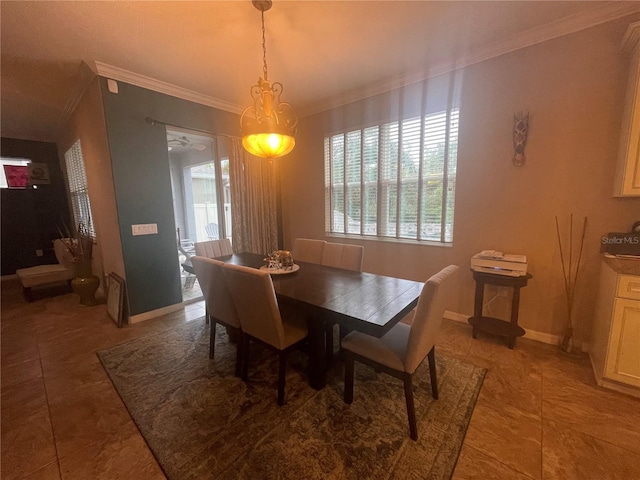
[468,270,532,349]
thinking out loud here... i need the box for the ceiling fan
[167,135,207,151]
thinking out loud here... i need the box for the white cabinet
[615,21,640,197]
[590,259,640,396]
[606,297,640,386]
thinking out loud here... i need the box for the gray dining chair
[191,256,242,376]
[194,238,233,258]
[222,262,308,406]
[342,264,459,440]
[321,242,364,271]
[292,238,326,264]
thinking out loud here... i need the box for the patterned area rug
[98,319,485,480]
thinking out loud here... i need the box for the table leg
[509,286,521,350]
[325,323,334,367]
[472,280,484,339]
[306,315,327,390]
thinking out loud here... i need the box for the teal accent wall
[99,78,239,316]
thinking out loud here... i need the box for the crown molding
[301,2,640,117]
[92,61,244,114]
[56,61,96,136]
[622,20,640,55]
[89,4,640,120]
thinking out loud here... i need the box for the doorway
[167,129,232,302]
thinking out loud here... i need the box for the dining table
[215,253,425,390]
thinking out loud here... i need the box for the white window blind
[64,140,95,237]
[325,108,459,244]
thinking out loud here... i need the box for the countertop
[603,253,640,276]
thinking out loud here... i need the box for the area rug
[98,319,486,480]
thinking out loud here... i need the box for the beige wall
[279,18,640,346]
[57,77,125,292]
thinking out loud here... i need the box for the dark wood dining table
[216,252,424,390]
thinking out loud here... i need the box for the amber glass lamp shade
[240,77,297,159]
[242,133,295,158]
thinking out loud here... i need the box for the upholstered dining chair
[292,238,326,264]
[321,242,364,271]
[190,256,242,376]
[222,262,308,406]
[342,265,459,440]
[194,238,233,258]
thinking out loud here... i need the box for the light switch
[132,223,158,236]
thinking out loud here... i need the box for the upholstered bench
[16,239,74,302]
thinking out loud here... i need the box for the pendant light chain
[240,0,298,159]
[261,10,268,81]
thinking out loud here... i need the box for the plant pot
[560,327,575,354]
[71,259,100,306]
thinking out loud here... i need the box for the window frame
[324,107,459,246]
[63,139,95,237]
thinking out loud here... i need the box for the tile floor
[2,279,639,480]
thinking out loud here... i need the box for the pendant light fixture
[240,0,298,158]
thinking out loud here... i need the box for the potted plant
[60,222,99,305]
[554,214,587,353]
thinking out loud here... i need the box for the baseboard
[443,310,469,323]
[444,310,564,347]
[128,297,203,324]
[600,376,640,399]
[525,329,563,346]
[129,303,186,324]
[589,352,604,386]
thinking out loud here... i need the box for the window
[325,108,459,244]
[64,140,95,237]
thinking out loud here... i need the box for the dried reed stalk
[554,214,587,353]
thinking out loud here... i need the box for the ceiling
[2,1,640,142]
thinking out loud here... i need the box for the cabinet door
[615,28,640,197]
[620,59,640,196]
[605,298,640,387]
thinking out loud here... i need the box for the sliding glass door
[167,130,231,302]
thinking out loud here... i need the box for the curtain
[228,137,278,255]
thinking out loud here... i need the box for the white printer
[471,250,528,277]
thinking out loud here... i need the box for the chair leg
[22,287,33,303]
[226,325,239,344]
[339,325,351,343]
[428,346,439,400]
[234,328,242,378]
[277,351,287,406]
[344,354,355,404]
[204,306,210,325]
[403,375,418,441]
[241,333,250,381]
[209,322,216,359]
